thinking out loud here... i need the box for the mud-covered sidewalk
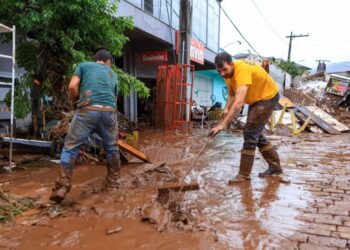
[0,129,350,250]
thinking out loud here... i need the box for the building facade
[116,0,221,121]
[0,0,222,126]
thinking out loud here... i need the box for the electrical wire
[218,2,263,58]
[249,0,287,45]
[218,0,318,64]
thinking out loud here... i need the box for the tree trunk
[31,45,49,138]
[31,83,41,139]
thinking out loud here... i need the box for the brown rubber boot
[258,144,282,177]
[103,155,121,192]
[228,149,255,185]
[50,167,72,203]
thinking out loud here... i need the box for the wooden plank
[306,106,349,132]
[293,110,323,133]
[293,109,315,126]
[295,106,341,134]
[278,97,295,108]
[116,139,151,163]
[79,150,98,163]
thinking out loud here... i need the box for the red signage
[175,30,205,65]
[141,50,168,64]
[190,38,205,65]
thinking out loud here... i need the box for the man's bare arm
[222,94,235,118]
[208,86,248,137]
[68,75,80,108]
[220,86,247,126]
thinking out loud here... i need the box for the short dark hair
[94,49,113,62]
[215,52,232,68]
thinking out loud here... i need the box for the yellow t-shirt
[224,60,279,105]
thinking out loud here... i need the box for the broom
[156,140,210,210]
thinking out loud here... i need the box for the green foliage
[4,75,31,119]
[0,190,35,221]
[67,64,151,99]
[113,66,150,99]
[0,0,150,118]
[16,42,39,73]
[275,60,306,77]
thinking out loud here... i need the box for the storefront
[117,0,221,124]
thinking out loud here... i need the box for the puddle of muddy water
[1,129,349,249]
[177,133,312,249]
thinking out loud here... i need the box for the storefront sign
[141,50,168,64]
[190,38,204,65]
[176,30,205,65]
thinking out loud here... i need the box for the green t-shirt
[74,62,118,109]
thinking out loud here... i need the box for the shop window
[144,0,154,14]
[172,0,180,29]
[192,0,207,44]
[127,0,142,8]
[159,0,171,25]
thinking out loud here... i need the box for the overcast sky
[219,0,350,68]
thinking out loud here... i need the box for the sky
[219,0,350,68]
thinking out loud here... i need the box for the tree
[0,0,149,136]
[271,59,306,77]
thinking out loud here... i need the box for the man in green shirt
[50,49,120,203]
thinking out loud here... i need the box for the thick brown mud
[0,129,349,249]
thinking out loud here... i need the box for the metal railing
[0,23,16,172]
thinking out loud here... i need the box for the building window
[171,0,180,29]
[192,0,219,52]
[144,0,154,14]
[159,0,171,25]
[192,0,208,44]
[126,0,219,52]
[207,1,219,52]
[127,0,142,8]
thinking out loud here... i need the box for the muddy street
[0,129,350,249]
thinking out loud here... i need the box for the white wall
[269,64,292,93]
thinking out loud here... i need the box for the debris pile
[285,74,350,126]
[0,189,35,221]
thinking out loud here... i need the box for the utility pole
[178,0,192,65]
[177,0,192,128]
[286,31,309,62]
[315,59,330,72]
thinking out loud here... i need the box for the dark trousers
[243,93,279,150]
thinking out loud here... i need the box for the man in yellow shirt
[208,52,282,184]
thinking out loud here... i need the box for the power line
[249,0,287,45]
[248,0,318,62]
[218,2,262,57]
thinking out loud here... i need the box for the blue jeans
[60,109,119,171]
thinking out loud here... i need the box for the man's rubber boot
[228,149,255,185]
[259,144,282,177]
[103,155,121,192]
[50,167,72,203]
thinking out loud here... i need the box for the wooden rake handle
[177,139,210,193]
